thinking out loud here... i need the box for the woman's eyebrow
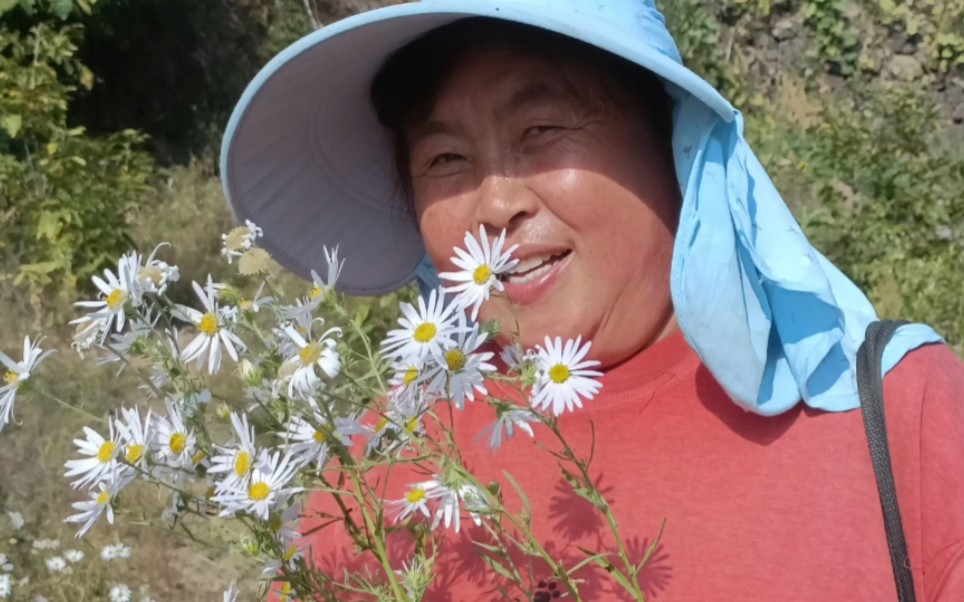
[495,80,573,117]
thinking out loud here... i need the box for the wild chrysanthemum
[108,583,132,602]
[279,324,341,399]
[0,573,10,598]
[391,482,433,523]
[283,405,355,471]
[179,278,245,374]
[427,480,487,533]
[307,245,344,303]
[6,511,23,530]
[0,336,52,432]
[114,407,153,478]
[388,355,428,390]
[221,220,263,264]
[214,450,302,520]
[133,243,179,296]
[426,320,496,409]
[499,342,532,373]
[100,543,131,561]
[45,556,68,573]
[65,482,116,537]
[154,398,196,470]
[531,336,603,416]
[64,549,84,563]
[63,423,123,489]
[71,256,138,341]
[439,226,518,320]
[209,412,259,489]
[476,406,538,449]
[381,288,463,361]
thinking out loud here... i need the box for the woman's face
[408,48,680,367]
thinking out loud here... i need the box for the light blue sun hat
[220,0,943,415]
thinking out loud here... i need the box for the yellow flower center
[4,371,17,386]
[224,226,250,252]
[169,432,187,454]
[403,367,419,385]
[405,488,426,504]
[413,323,437,343]
[374,416,389,433]
[445,349,466,372]
[233,451,252,477]
[312,430,326,444]
[124,444,144,464]
[97,441,116,463]
[299,343,322,366]
[138,266,162,285]
[198,313,219,335]
[96,491,110,505]
[279,582,292,601]
[283,545,298,561]
[249,481,271,501]
[404,417,419,433]
[106,289,127,310]
[192,451,206,465]
[309,286,323,299]
[548,364,571,384]
[472,264,492,285]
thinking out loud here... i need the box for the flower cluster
[1,221,610,600]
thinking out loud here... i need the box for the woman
[221,1,964,599]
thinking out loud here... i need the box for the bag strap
[857,319,916,602]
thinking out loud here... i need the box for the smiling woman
[218,1,964,600]
[371,19,680,364]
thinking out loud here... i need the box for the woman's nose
[472,172,538,233]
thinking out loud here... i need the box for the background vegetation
[0,0,961,598]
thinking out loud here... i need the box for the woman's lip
[500,250,572,306]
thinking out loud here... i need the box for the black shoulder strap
[857,319,916,602]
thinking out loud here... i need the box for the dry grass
[0,161,261,600]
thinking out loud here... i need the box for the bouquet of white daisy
[1,223,663,601]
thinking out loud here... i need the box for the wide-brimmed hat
[220,0,733,296]
[220,0,943,416]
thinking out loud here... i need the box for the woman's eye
[525,125,561,138]
[429,153,464,168]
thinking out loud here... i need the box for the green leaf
[35,210,63,241]
[1,114,22,138]
[0,0,18,16]
[49,0,73,20]
[479,555,515,582]
[502,471,530,514]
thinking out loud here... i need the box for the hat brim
[220,1,734,296]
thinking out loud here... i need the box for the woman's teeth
[502,252,568,284]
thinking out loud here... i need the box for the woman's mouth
[498,249,572,305]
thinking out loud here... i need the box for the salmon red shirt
[302,331,964,600]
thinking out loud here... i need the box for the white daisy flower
[31,539,59,550]
[100,543,131,561]
[260,543,303,578]
[115,407,153,477]
[499,342,532,373]
[0,336,53,432]
[154,398,196,470]
[531,336,603,416]
[108,583,132,602]
[44,556,67,573]
[64,549,84,563]
[439,226,518,320]
[65,483,116,538]
[388,355,429,391]
[214,450,302,520]
[269,501,302,549]
[278,324,342,399]
[221,220,263,264]
[391,482,433,523]
[6,511,23,530]
[133,243,179,296]
[381,288,464,361]
[178,278,245,374]
[476,406,538,449]
[426,480,487,534]
[63,423,124,490]
[283,405,355,471]
[71,320,103,357]
[71,256,138,341]
[238,281,274,314]
[209,412,259,489]
[363,396,428,457]
[426,320,496,410]
[0,573,10,598]
[0,553,12,571]
[307,245,344,303]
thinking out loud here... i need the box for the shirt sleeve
[886,342,964,601]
